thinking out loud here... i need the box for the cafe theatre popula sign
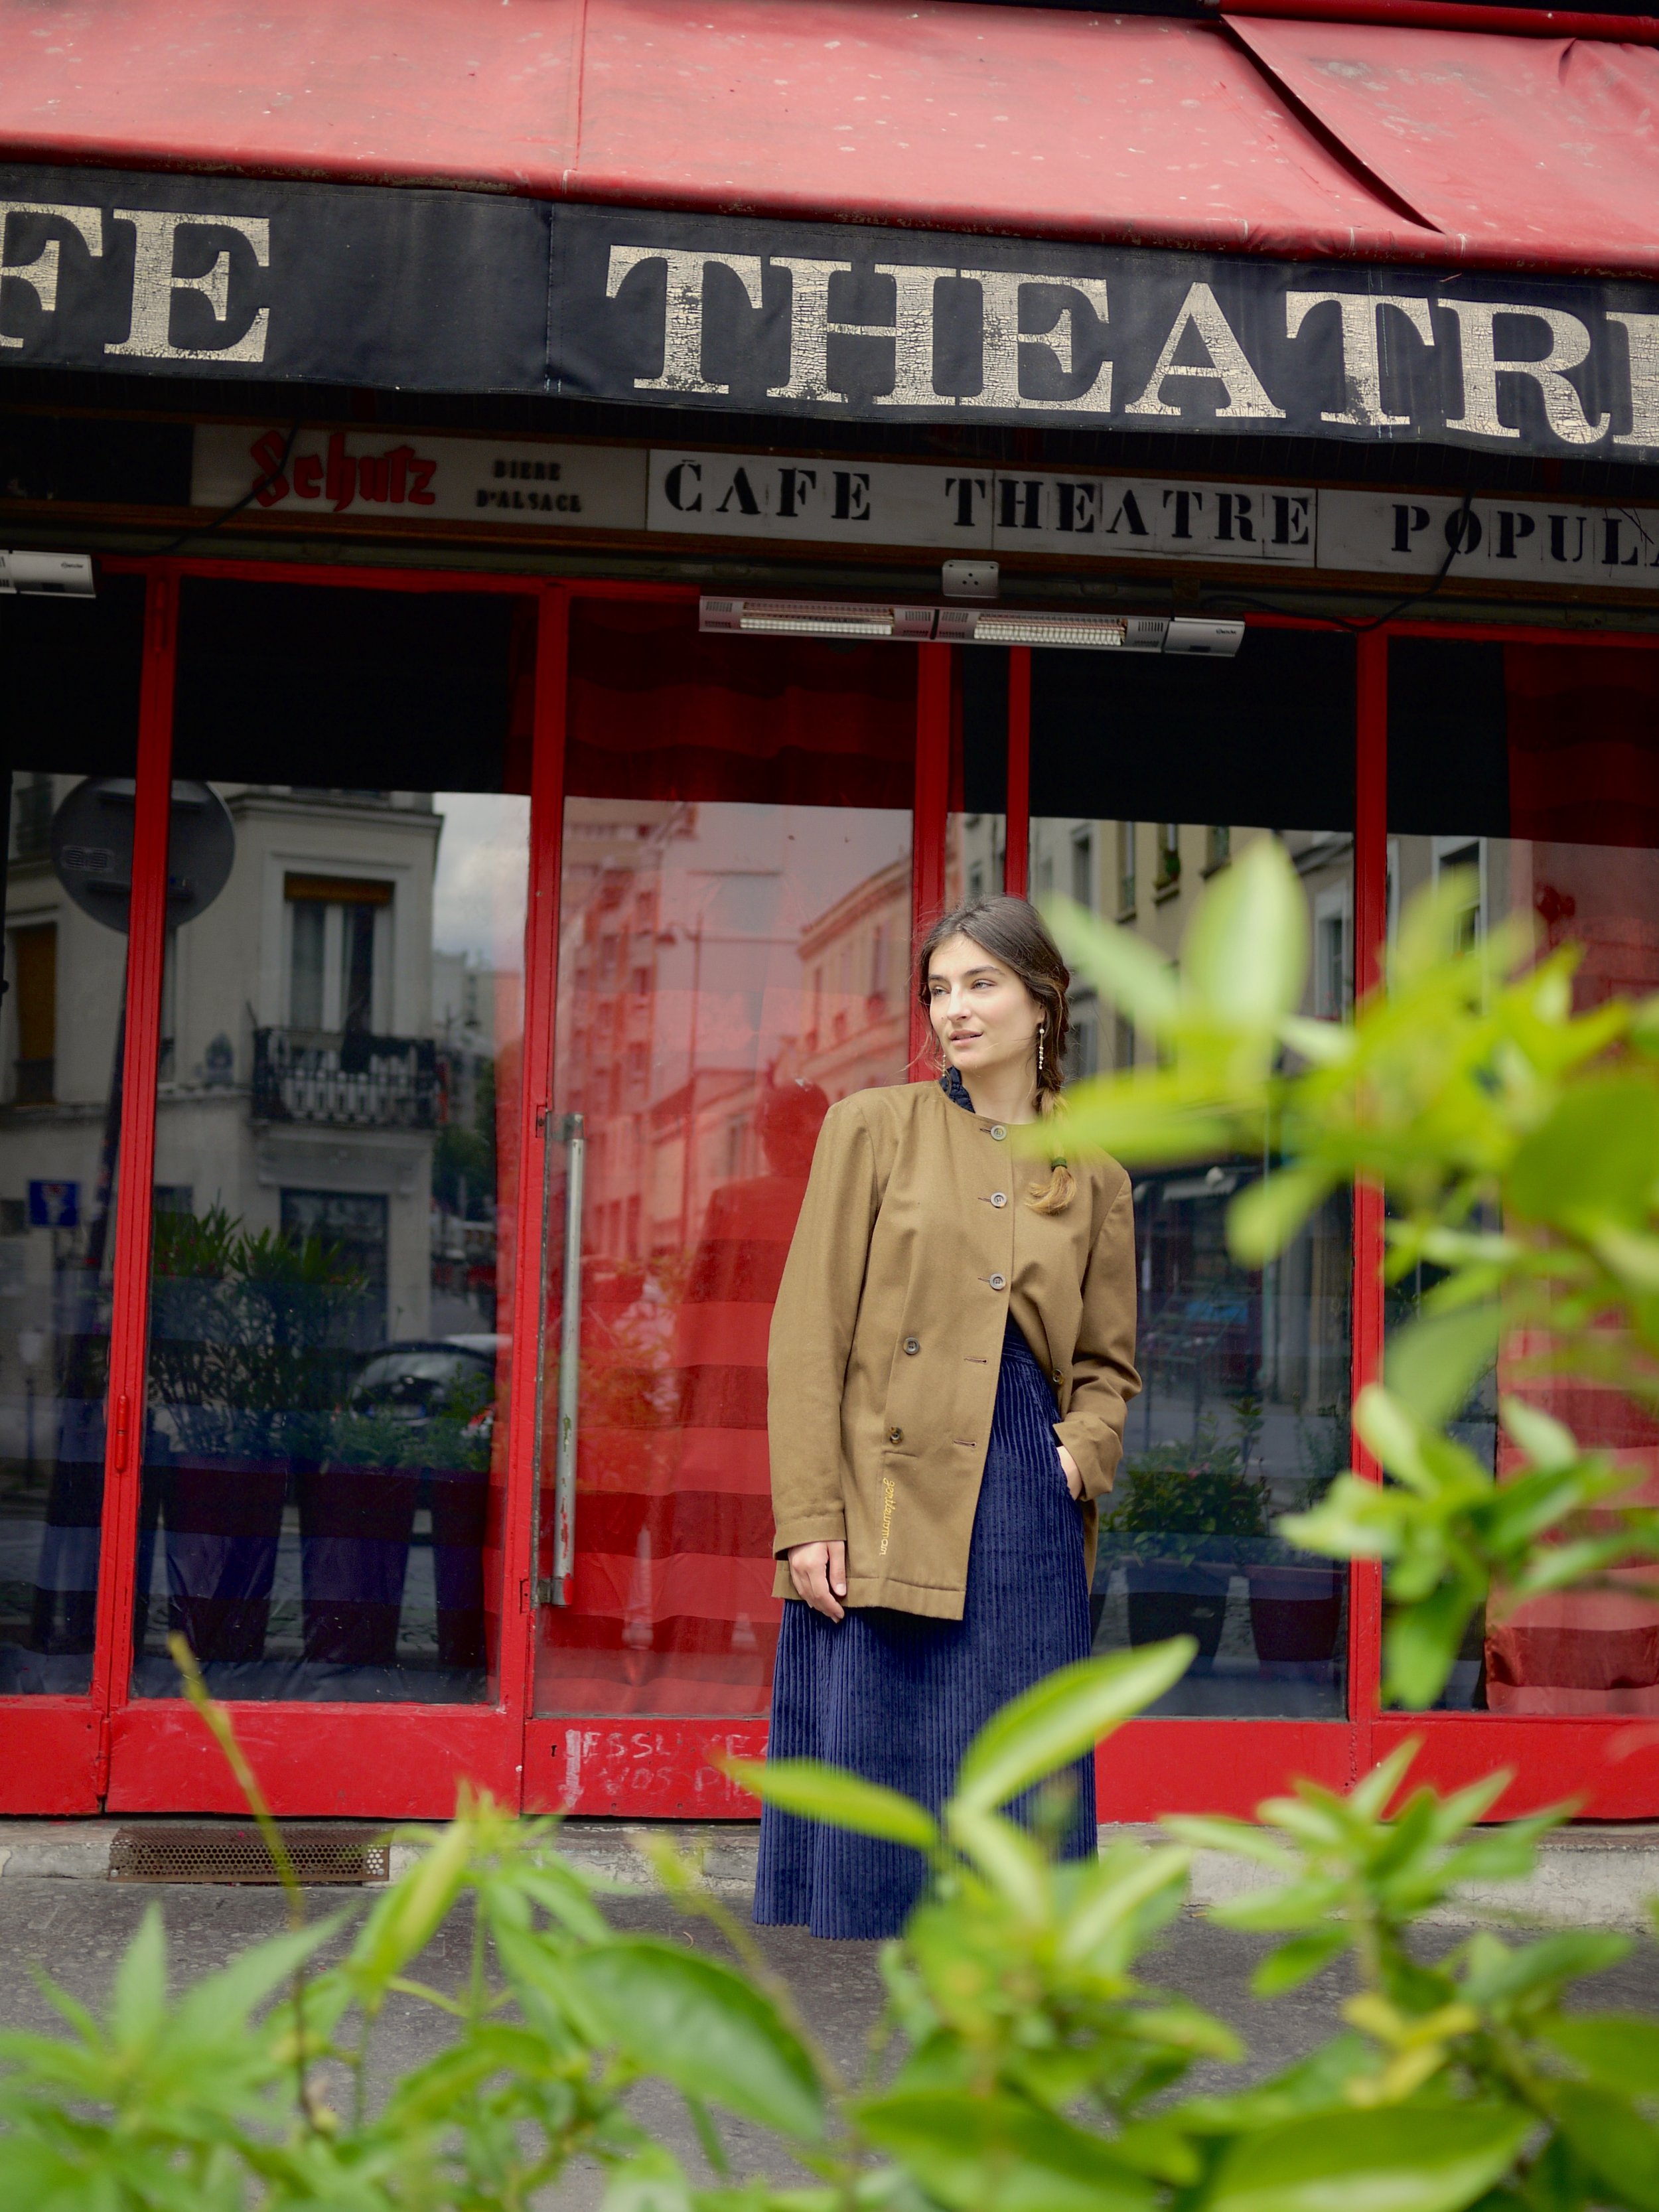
[190,424,1659,593]
[9,162,1659,464]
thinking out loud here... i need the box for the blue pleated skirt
[754,1317,1098,1939]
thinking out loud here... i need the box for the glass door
[531,598,917,1806]
[104,575,540,1814]
[0,578,146,1811]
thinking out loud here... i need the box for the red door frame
[7,556,1659,1821]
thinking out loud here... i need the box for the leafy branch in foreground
[1039,837,1659,1704]
[3,1639,1656,2212]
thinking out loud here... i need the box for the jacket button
[989,1124,1007,1140]
[989,1191,1008,1208]
[888,1426,903,1444]
[989,1272,1007,1291]
[903,1337,920,1355]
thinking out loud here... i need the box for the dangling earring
[1036,1025,1045,1079]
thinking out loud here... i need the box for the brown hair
[916,894,1077,1214]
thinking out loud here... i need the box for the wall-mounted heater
[0,551,96,597]
[699,598,1243,656]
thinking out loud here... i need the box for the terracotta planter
[1247,1563,1343,1664]
[297,1466,418,1667]
[1125,1562,1230,1663]
[162,1456,289,1664]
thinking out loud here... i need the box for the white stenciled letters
[958,270,1111,413]
[1125,283,1283,421]
[106,209,269,362]
[1440,301,1606,446]
[606,246,764,396]
[0,201,103,350]
[1284,291,1433,428]
[763,257,952,406]
[1607,312,1659,452]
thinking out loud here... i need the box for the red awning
[0,0,1655,278]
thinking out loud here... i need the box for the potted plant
[146,1207,365,1670]
[1246,1412,1346,1668]
[1100,1415,1269,1667]
[299,1402,421,1670]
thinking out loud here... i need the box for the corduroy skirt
[754,1318,1098,1940]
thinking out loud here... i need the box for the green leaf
[945,1805,1050,1917]
[1386,1582,1480,1710]
[1542,2016,1659,2097]
[571,1940,824,2142]
[1496,1396,1581,1475]
[109,1903,169,2051]
[1386,1306,1502,1428]
[602,2148,695,2212]
[1183,834,1308,1028]
[1252,1927,1349,1995]
[953,1642,1194,1814]
[1553,2085,1659,2212]
[1229,1167,1336,1267]
[855,2089,1157,2212]
[720,1759,938,1852]
[1507,1075,1659,1232]
[1206,2103,1532,2212]
[1044,897,1181,1032]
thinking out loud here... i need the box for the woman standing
[755,895,1139,1941]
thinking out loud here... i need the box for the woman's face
[926,932,1045,1089]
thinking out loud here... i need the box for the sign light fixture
[699,597,1243,656]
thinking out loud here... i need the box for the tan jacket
[767,1081,1139,1619]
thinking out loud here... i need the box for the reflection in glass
[0,582,143,1694]
[537,602,915,1719]
[1391,639,1659,1715]
[1033,820,1352,1715]
[1029,634,1356,1716]
[131,579,528,1701]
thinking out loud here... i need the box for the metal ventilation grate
[109,1822,390,1885]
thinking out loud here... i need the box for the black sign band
[5,163,1659,461]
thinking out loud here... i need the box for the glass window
[1390,636,1659,1716]
[536,601,916,1720]
[948,650,1006,909]
[129,581,531,1704]
[0,579,145,1694]
[1031,631,1356,1718]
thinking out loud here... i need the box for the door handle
[532,1110,585,1608]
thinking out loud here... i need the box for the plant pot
[1125,1562,1230,1662]
[429,1464,490,1670]
[1247,1563,1343,1664]
[162,1457,289,1664]
[297,1467,418,1667]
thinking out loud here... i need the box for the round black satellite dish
[50,778,235,933]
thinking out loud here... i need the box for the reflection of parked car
[347,1337,500,1432]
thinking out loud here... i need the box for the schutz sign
[9,162,1659,463]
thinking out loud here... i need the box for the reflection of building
[788,854,910,1102]
[2,782,505,1361]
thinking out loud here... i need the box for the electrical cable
[1199,486,1477,634]
[151,421,305,555]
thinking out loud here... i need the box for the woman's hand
[1057,1444,1083,1502]
[788,1540,847,1621]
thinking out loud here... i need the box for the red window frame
[6,556,1659,1824]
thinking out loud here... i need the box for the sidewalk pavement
[3,1815,1658,1926]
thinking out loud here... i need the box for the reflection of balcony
[252,1027,436,1130]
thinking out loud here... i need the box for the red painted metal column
[910,642,952,1069]
[1348,628,1388,1779]
[90,565,177,1791]
[500,586,571,1795]
[1004,647,1031,899]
